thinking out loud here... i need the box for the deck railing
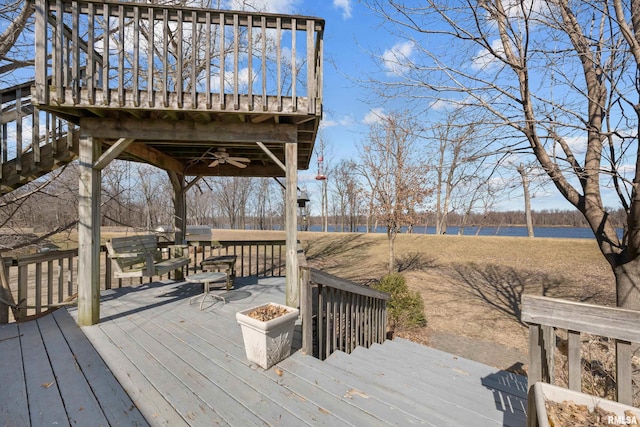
[300,262,390,360]
[0,238,286,323]
[34,0,324,115]
[522,294,640,413]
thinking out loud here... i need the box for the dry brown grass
[298,231,615,359]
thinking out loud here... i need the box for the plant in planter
[236,303,299,369]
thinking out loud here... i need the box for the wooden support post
[77,133,101,326]
[169,172,186,280]
[285,142,298,307]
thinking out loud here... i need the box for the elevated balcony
[33,0,324,176]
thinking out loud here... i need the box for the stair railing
[300,259,390,360]
[0,82,77,194]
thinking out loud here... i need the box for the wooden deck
[1,277,527,426]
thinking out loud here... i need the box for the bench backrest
[106,235,159,270]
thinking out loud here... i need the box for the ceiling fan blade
[227,157,251,163]
[227,158,248,168]
[209,159,220,167]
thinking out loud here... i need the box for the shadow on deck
[0,278,527,426]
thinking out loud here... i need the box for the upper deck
[33,0,324,176]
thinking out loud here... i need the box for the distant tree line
[0,160,624,238]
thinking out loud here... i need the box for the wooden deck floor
[1,277,528,426]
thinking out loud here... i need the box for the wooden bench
[106,235,190,279]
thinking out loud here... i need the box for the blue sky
[1,0,599,214]
[227,0,583,213]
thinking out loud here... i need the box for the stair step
[326,344,527,426]
[276,352,431,426]
[377,339,528,398]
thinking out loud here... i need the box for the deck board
[0,323,29,427]
[2,278,528,426]
[36,313,111,426]
[17,320,69,427]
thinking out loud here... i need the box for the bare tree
[428,111,489,235]
[331,160,361,232]
[360,112,431,273]
[0,0,35,79]
[363,0,640,309]
[210,177,253,229]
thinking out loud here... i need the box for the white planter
[533,382,640,427]
[236,303,299,369]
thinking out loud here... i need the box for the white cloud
[333,0,352,19]
[321,115,355,128]
[362,108,386,124]
[471,39,505,71]
[382,41,414,76]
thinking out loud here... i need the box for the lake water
[306,225,622,240]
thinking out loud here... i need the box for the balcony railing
[34,0,324,115]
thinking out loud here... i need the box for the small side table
[186,271,228,310]
[201,255,237,290]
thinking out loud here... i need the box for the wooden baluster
[191,11,197,108]
[247,15,253,111]
[33,107,40,164]
[616,339,632,405]
[276,17,282,112]
[72,1,80,104]
[55,0,64,104]
[17,264,28,321]
[147,6,154,107]
[219,12,225,109]
[47,260,53,307]
[233,14,239,109]
[262,16,267,111]
[87,2,95,105]
[118,5,124,107]
[35,264,42,314]
[133,6,140,107]
[176,10,183,108]
[102,2,110,105]
[291,18,296,112]
[67,257,73,297]
[567,330,581,391]
[307,20,315,114]
[16,88,22,173]
[205,12,211,109]
[162,9,169,107]
[35,0,48,105]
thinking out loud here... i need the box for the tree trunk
[387,228,396,274]
[517,164,534,238]
[613,256,640,310]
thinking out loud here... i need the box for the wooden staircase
[0,81,79,195]
[279,338,528,426]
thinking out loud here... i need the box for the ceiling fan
[207,148,251,169]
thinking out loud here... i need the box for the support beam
[77,133,101,326]
[285,142,298,307]
[169,171,187,279]
[93,137,135,170]
[80,117,298,144]
[257,141,286,172]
